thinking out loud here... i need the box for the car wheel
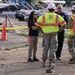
[15,14,18,19]
[18,16,24,21]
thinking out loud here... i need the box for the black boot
[33,58,39,61]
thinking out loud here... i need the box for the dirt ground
[0,42,75,75]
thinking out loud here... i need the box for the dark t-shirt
[28,21,39,36]
[55,12,68,27]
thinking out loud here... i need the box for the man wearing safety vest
[66,5,75,64]
[35,3,66,73]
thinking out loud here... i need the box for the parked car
[15,2,46,21]
[38,1,47,8]
[15,8,46,21]
[15,9,31,21]
[15,2,35,21]
[0,4,20,13]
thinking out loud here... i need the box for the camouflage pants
[42,33,57,63]
[68,35,75,58]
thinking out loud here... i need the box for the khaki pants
[28,36,38,59]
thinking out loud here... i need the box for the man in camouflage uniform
[36,3,66,73]
[66,5,75,64]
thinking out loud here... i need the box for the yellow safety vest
[68,14,75,35]
[0,0,2,2]
[36,12,66,34]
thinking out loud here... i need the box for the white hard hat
[47,3,56,9]
[72,5,75,10]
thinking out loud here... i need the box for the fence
[0,14,28,34]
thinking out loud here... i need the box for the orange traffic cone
[1,21,7,40]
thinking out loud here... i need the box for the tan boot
[49,61,55,67]
[46,68,53,73]
[69,57,75,61]
[49,63,55,71]
[69,57,75,64]
[46,67,54,73]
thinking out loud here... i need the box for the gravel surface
[0,40,75,75]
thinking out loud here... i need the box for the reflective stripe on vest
[41,14,59,33]
[68,15,75,35]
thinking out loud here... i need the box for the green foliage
[19,34,28,37]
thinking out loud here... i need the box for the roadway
[0,32,28,49]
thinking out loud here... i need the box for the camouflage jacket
[66,15,74,29]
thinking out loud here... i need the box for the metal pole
[5,15,7,27]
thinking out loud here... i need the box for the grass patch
[11,44,29,49]
[19,34,28,37]
[19,33,43,38]
[19,33,69,38]
[4,44,29,50]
